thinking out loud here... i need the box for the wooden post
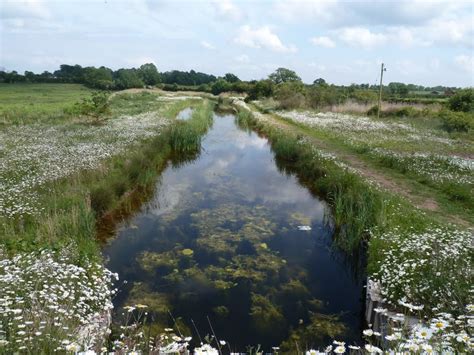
[377,63,385,119]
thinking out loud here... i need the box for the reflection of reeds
[96,100,215,242]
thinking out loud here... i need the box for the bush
[246,79,274,100]
[439,109,473,132]
[162,83,179,91]
[70,91,110,119]
[350,89,378,104]
[306,85,346,108]
[274,81,306,109]
[448,88,474,112]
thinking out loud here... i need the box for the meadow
[0,83,472,353]
[0,83,93,125]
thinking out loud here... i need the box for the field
[0,83,92,124]
[0,84,473,353]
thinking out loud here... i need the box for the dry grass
[326,100,442,114]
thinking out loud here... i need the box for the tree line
[0,63,219,90]
[0,64,460,100]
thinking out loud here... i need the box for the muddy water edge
[99,111,365,352]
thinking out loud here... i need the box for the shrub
[439,109,473,132]
[274,81,306,109]
[448,88,474,112]
[162,83,179,91]
[70,91,110,119]
[306,85,346,108]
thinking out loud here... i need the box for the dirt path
[245,104,472,229]
[109,88,215,100]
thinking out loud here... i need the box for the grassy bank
[234,101,472,322]
[260,106,473,226]
[1,91,214,261]
[0,90,215,353]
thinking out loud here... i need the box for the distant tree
[54,64,84,83]
[268,68,301,84]
[161,70,216,85]
[138,63,161,85]
[1,71,24,83]
[307,85,346,108]
[24,71,37,82]
[274,81,306,109]
[114,68,144,89]
[83,66,114,89]
[231,81,251,93]
[350,89,378,104]
[223,73,240,83]
[388,82,409,96]
[247,79,274,100]
[38,71,55,83]
[211,79,231,95]
[313,78,327,86]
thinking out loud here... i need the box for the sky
[1,0,473,87]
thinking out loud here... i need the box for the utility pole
[377,63,386,119]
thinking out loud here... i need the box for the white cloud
[213,0,243,21]
[337,27,387,48]
[425,17,473,48]
[455,55,474,73]
[200,40,215,50]
[234,25,297,53]
[1,0,50,19]
[274,0,336,24]
[310,36,336,48]
[236,54,250,63]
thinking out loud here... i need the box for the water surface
[103,113,363,351]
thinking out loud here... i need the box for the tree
[83,66,114,89]
[54,64,84,83]
[223,73,240,83]
[247,79,274,100]
[268,68,301,84]
[313,78,327,86]
[138,63,161,86]
[24,71,37,82]
[274,81,306,109]
[211,79,231,95]
[388,82,409,96]
[114,68,144,89]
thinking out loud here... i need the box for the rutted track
[234,100,472,230]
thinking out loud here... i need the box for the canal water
[102,113,364,351]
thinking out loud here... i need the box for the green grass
[0,83,92,125]
[1,94,215,263]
